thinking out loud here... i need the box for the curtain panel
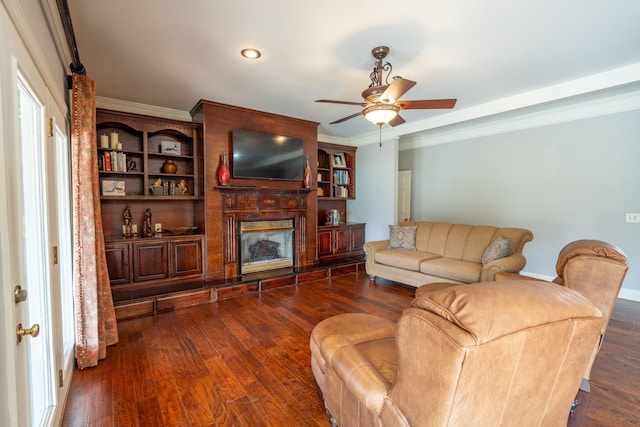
[71,74,118,369]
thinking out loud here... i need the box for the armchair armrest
[324,334,391,414]
[481,253,527,281]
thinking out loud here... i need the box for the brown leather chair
[311,280,604,427]
[495,239,628,391]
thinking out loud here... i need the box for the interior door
[397,170,412,223]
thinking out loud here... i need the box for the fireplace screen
[239,219,295,274]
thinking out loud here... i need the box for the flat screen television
[231,129,304,181]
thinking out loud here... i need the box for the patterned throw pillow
[388,225,418,250]
[482,236,512,265]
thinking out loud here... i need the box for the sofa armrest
[481,253,527,281]
[364,240,389,276]
[494,272,548,282]
[324,335,391,414]
[363,240,389,255]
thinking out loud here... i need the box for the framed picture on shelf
[332,153,346,168]
[160,140,181,155]
[102,180,125,196]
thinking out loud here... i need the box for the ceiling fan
[316,46,457,128]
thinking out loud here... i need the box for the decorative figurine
[150,178,163,196]
[177,179,188,195]
[143,208,153,237]
[123,205,132,236]
[126,157,137,171]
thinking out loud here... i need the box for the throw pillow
[388,225,417,250]
[482,236,512,265]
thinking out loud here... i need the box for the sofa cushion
[420,258,483,283]
[376,250,440,271]
[388,225,418,250]
[481,236,512,265]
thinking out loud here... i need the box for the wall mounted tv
[231,129,304,181]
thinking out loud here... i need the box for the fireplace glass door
[239,219,295,274]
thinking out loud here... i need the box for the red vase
[303,155,312,188]
[218,151,230,186]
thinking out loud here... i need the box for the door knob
[16,323,40,343]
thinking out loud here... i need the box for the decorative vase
[218,151,231,186]
[303,155,312,188]
[162,159,177,174]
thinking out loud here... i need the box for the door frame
[1,1,74,425]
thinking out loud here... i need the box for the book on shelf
[333,186,349,198]
[332,169,350,185]
[98,151,128,172]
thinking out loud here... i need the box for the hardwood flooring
[62,273,640,426]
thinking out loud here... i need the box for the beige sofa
[364,221,534,287]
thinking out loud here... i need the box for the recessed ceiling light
[241,48,261,59]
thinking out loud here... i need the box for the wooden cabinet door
[317,229,334,257]
[105,242,130,285]
[334,227,351,254]
[350,224,366,252]
[172,237,203,277]
[132,240,169,282]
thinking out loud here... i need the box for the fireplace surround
[216,187,313,278]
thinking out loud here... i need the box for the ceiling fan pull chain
[379,124,383,150]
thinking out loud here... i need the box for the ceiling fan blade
[397,99,457,110]
[329,111,363,124]
[380,78,416,103]
[316,99,365,106]
[389,115,406,127]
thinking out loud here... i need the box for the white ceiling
[67,0,640,143]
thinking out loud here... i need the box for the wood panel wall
[190,100,319,280]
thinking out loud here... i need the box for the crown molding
[343,63,640,149]
[41,0,72,73]
[399,87,640,151]
[96,97,193,121]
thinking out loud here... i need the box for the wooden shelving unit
[317,142,364,261]
[96,109,205,291]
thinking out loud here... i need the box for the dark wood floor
[62,273,640,426]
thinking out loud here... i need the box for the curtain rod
[56,0,85,78]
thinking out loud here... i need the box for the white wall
[397,109,640,300]
[348,137,398,241]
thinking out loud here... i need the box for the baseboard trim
[521,271,640,303]
[618,288,640,303]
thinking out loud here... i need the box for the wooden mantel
[215,187,314,278]
[191,100,320,280]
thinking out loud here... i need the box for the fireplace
[239,219,295,274]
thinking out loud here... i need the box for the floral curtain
[71,74,118,369]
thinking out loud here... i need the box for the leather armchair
[495,239,628,391]
[311,280,604,427]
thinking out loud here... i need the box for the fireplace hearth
[239,219,294,274]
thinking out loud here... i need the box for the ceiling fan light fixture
[240,48,261,59]
[363,103,400,125]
